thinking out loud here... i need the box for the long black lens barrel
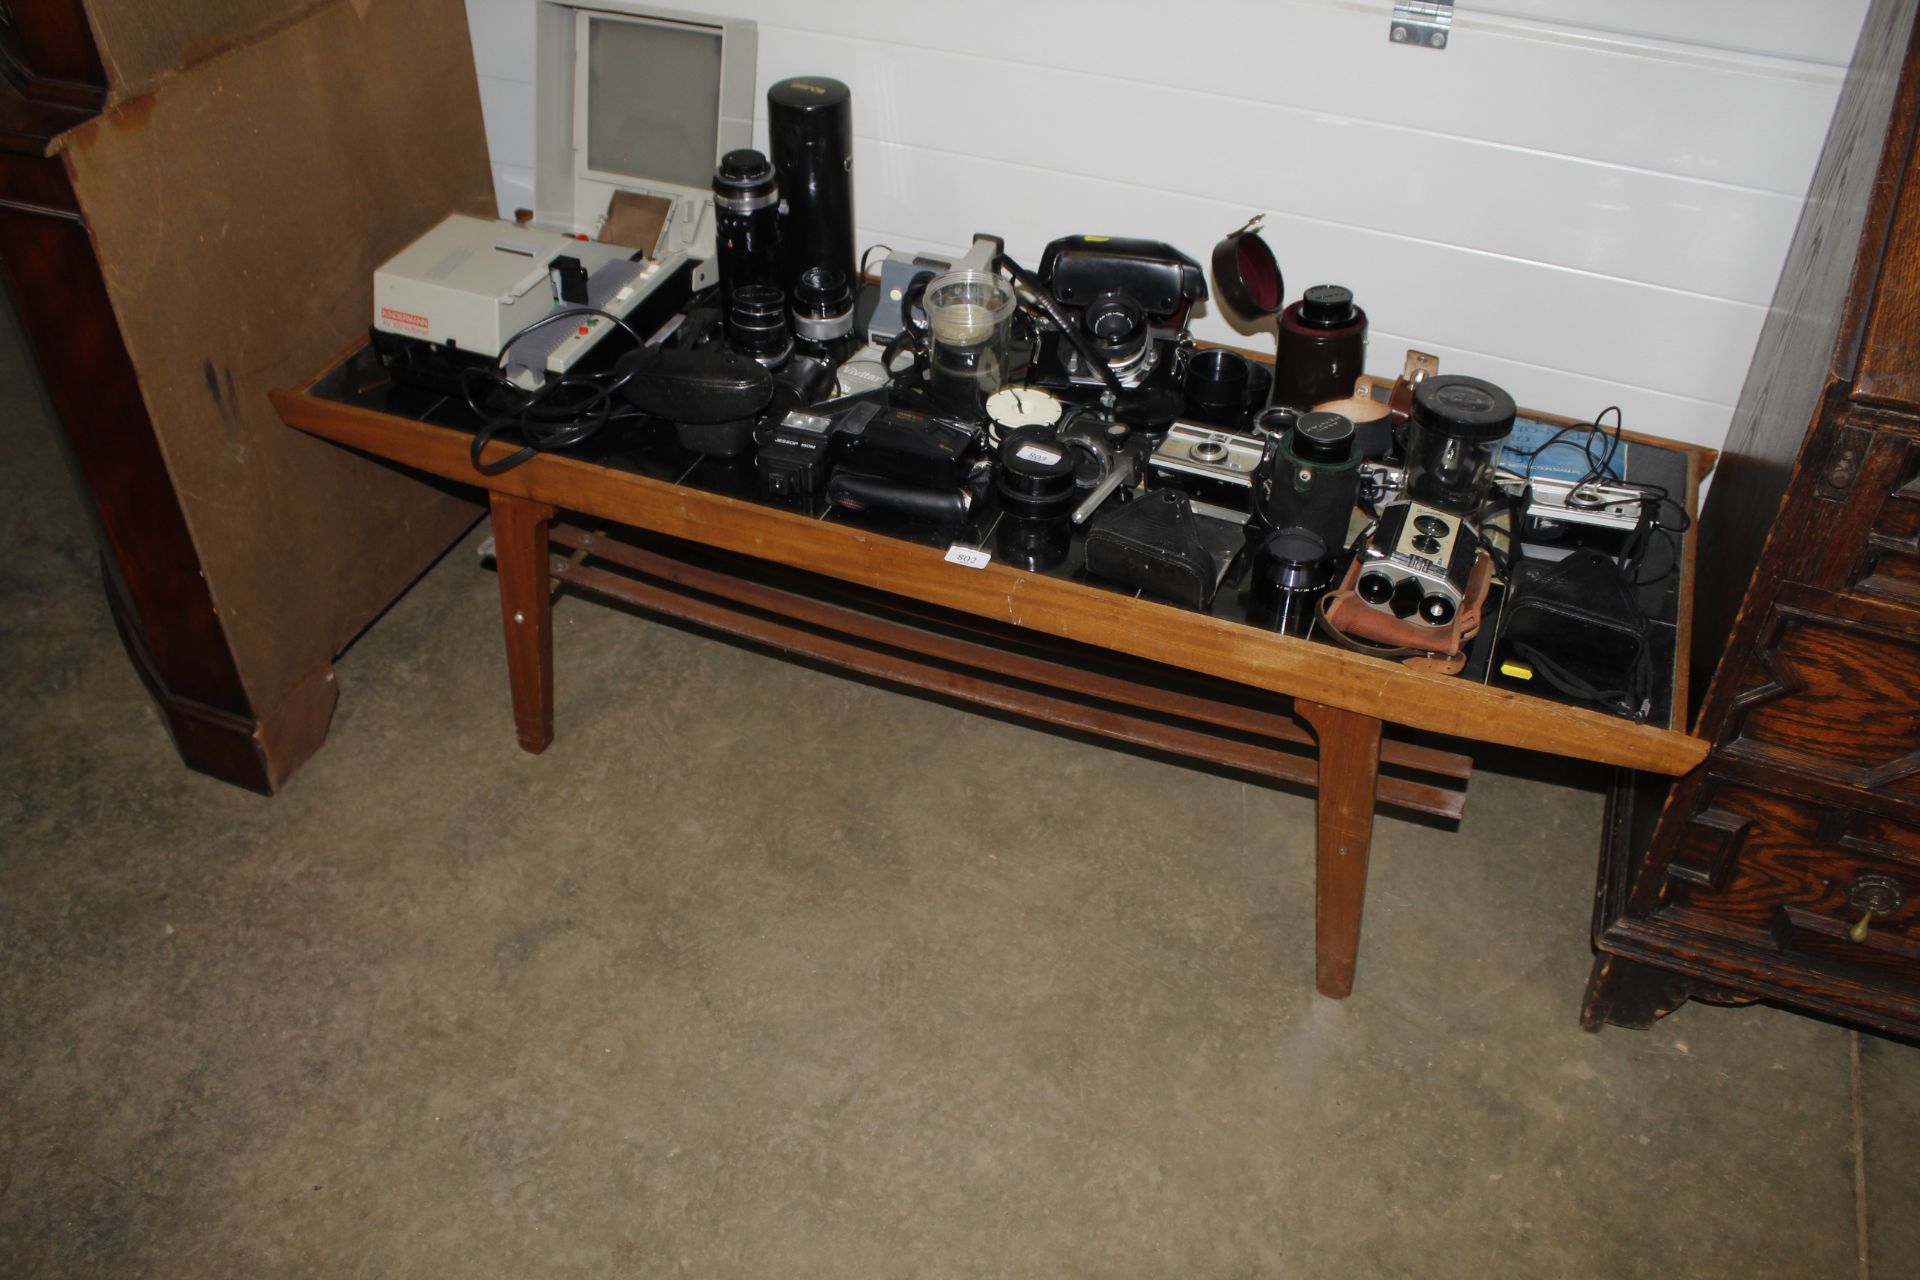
[767,77,855,303]
[713,148,781,304]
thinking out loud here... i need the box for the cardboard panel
[80,0,321,99]
[59,0,494,717]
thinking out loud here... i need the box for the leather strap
[1315,551,1495,676]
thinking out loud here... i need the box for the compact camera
[836,404,983,490]
[1354,500,1479,627]
[1147,423,1265,519]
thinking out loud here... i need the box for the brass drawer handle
[1847,873,1905,942]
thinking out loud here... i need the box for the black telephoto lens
[712,148,780,305]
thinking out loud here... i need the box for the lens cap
[1290,410,1355,464]
[716,149,773,187]
[1299,285,1356,328]
[1210,221,1285,322]
[997,433,1078,518]
[1411,374,1517,442]
[767,77,852,114]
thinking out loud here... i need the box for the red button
[578,325,589,335]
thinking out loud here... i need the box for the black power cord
[1505,404,1626,486]
[464,306,651,476]
[1501,404,1695,588]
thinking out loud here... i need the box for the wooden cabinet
[1585,0,1920,1041]
[0,1,491,792]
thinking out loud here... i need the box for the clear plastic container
[924,269,1015,418]
[1403,375,1516,514]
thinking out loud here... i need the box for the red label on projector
[379,306,429,334]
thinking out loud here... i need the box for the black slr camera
[1028,235,1207,393]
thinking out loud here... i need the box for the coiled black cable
[464,306,649,476]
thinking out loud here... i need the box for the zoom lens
[728,283,792,367]
[713,148,780,303]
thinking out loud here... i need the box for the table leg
[1297,698,1384,999]
[488,491,557,754]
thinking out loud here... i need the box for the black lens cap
[1411,374,1517,443]
[717,149,772,184]
[1299,285,1356,328]
[997,433,1078,518]
[1290,410,1355,464]
[768,77,852,113]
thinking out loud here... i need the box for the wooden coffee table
[273,343,1710,999]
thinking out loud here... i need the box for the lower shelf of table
[488,519,1476,823]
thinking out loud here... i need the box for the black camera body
[837,404,983,490]
[1028,235,1207,392]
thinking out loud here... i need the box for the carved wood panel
[1658,783,1920,994]
[1723,599,1920,799]
[1855,443,1920,605]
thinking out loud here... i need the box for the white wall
[462,0,1869,453]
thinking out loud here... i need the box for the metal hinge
[1391,0,1453,49]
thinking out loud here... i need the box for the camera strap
[1315,550,1495,676]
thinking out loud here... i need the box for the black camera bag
[1085,489,1234,610]
[1498,549,1652,720]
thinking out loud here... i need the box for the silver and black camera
[1147,423,1265,519]
[1354,500,1479,627]
[1029,235,1207,391]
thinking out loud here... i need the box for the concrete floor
[2,300,1915,1279]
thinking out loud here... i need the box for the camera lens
[713,149,781,313]
[1255,406,1296,437]
[1357,572,1395,605]
[1420,594,1457,626]
[995,433,1078,519]
[1259,528,1332,637]
[714,148,776,203]
[727,283,792,366]
[792,266,854,342]
[1261,529,1331,592]
[1081,292,1147,363]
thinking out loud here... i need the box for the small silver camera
[1147,423,1266,517]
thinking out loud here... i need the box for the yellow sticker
[1499,660,1534,681]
